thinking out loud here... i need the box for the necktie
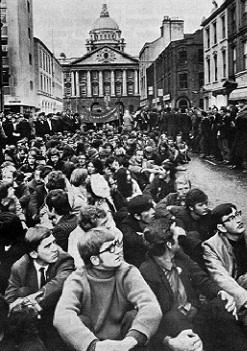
[39,267,46,287]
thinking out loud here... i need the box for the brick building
[146,29,204,109]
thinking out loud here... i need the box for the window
[103,71,111,82]
[231,7,236,32]
[115,70,122,81]
[2,26,7,36]
[179,73,188,89]
[79,71,87,83]
[1,9,7,23]
[27,0,30,13]
[127,82,134,95]
[92,71,99,81]
[212,22,217,44]
[213,54,218,81]
[244,41,247,69]
[115,82,122,96]
[221,15,226,39]
[28,27,31,39]
[206,27,210,49]
[222,50,226,77]
[29,53,32,65]
[198,49,203,63]
[92,83,99,96]
[40,74,43,90]
[79,83,87,97]
[178,50,187,65]
[242,0,247,25]
[30,80,33,90]
[2,68,9,86]
[243,0,247,13]
[207,58,211,83]
[233,46,237,74]
[199,72,204,87]
[103,83,111,96]
[127,70,134,79]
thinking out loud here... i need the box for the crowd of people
[0,100,247,351]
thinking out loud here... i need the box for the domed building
[86,4,125,52]
[62,4,140,123]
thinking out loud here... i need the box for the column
[99,71,103,97]
[76,71,80,97]
[71,71,75,97]
[87,71,92,97]
[111,70,115,96]
[122,69,127,96]
[134,70,139,95]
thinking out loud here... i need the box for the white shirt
[33,261,49,289]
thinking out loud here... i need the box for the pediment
[72,46,138,66]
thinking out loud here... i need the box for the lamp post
[0,0,4,113]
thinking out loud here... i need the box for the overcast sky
[33,0,217,59]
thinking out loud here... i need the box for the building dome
[92,4,119,30]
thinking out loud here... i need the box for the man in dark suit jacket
[45,189,77,251]
[140,217,247,351]
[5,226,74,351]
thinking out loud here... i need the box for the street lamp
[0,0,3,112]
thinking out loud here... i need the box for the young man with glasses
[54,226,162,351]
[203,203,247,315]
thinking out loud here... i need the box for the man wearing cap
[140,217,247,351]
[118,195,155,267]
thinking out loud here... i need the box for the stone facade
[33,38,63,113]
[3,0,36,113]
[61,4,140,117]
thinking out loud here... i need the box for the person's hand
[95,337,137,351]
[9,297,25,311]
[170,222,186,237]
[165,330,203,351]
[218,290,237,317]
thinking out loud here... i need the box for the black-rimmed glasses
[99,239,123,254]
[222,210,242,224]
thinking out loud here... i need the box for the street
[183,157,247,221]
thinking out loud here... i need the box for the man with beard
[203,203,247,315]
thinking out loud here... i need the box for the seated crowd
[1,119,247,351]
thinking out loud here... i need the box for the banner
[81,107,119,124]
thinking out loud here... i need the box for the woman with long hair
[115,167,142,201]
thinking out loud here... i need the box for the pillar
[76,71,80,97]
[99,71,103,97]
[87,71,92,97]
[134,70,139,95]
[111,70,115,96]
[122,69,127,96]
[71,71,75,97]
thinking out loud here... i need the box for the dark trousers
[151,297,247,351]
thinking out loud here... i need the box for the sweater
[54,262,162,351]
